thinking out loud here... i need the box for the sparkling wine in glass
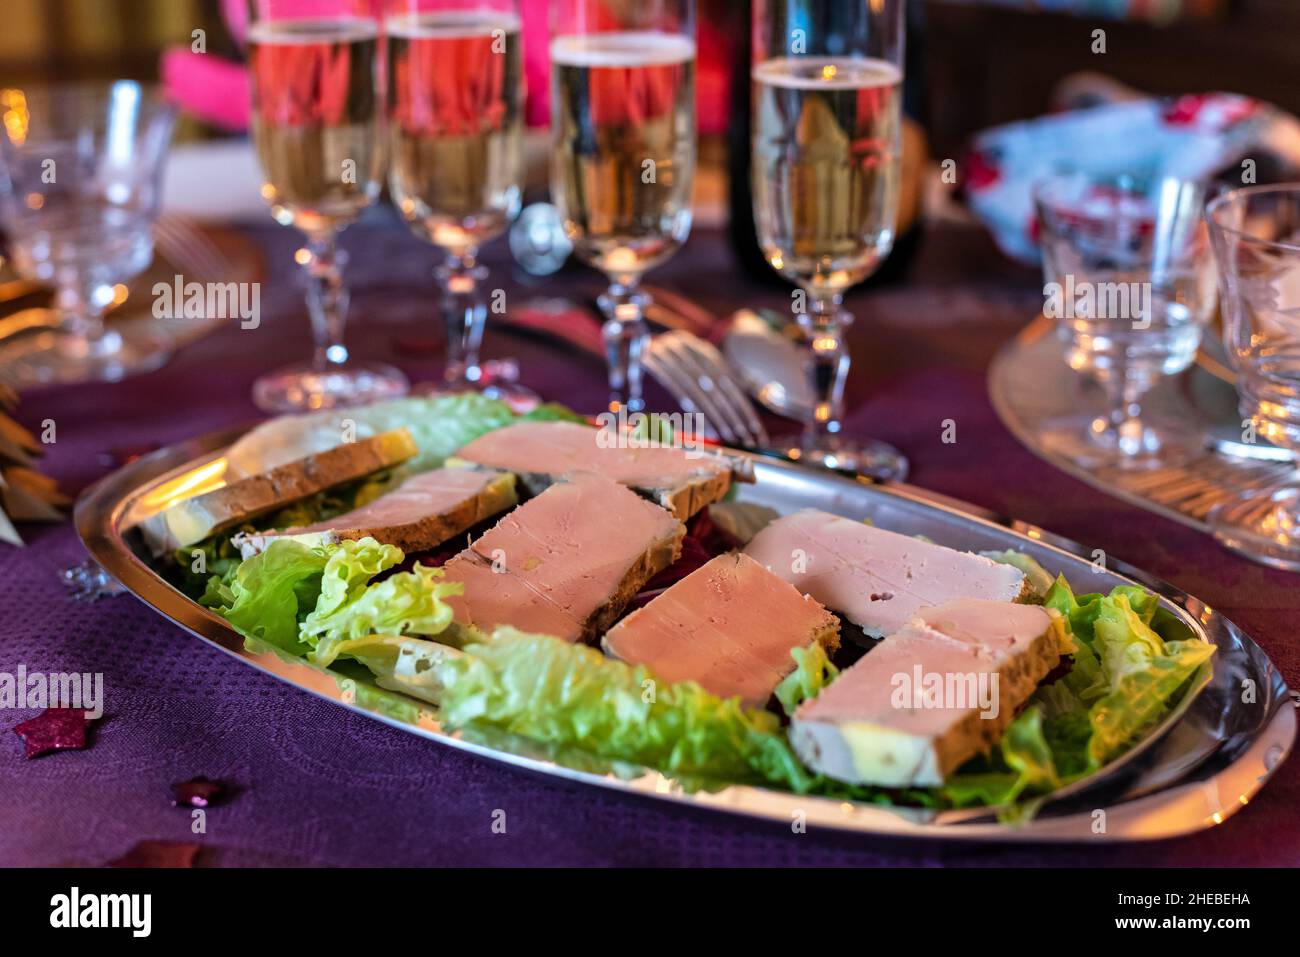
[386,0,531,403]
[550,0,697,414]
[751,0,906,479]
[248,0,407,412]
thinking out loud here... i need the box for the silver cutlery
[644,329,770,450]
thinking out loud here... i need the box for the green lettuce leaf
[306,537,403,627]
[942,707,1061,810]
[326,634,463,704]
[434,626,819,792]
[306,563,462,666]
[205,536,460,664]
[204,536,333,657]
[942,580,1213,811]
[775,642,840,717]
[1083,594,1215,770]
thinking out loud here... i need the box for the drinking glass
[751,0,907,479]
[0,82,174,386]
[1034,172,1216,469]
[550,0,697,414]
[1206,184,1300,570]
[248,0,407,412]
[386,0,532,403]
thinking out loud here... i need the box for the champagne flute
[385,0,531,402]
[248,0,407,412]
[550,0,697,414]
[751,0,906,478]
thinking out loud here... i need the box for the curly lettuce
[434,626,820,792]
[204,536,460,663]
[941,578,1214,809]
[307,564,462,666]
[202,536,333,657]
[775,642,839,717]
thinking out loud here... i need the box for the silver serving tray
[990,316,1296,540]
[75,426,1295,842]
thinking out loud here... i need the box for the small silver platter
[990,315,1296,533]
[75,425,1294,842]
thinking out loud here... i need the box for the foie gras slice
[137,428,418,556]
[790,599,1066,788]
[231,468,517,559]
[450,420,752,521]
[602,553,840,707]
[743,509,1028,636]
[442,471,685,643]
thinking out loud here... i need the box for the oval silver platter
[75,425,1295,843]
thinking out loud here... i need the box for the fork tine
[670,332,771,448]
[641,351,721,442]
[658,332,760,448]
[644,344,738,444]
[651,335,746,446]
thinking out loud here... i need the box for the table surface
[4,214,1298,867]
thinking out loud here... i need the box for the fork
[644,330,770,450]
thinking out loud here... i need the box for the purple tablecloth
[4,217,1298,866]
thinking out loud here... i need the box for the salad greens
[939,577,1214,808]
[223,392,583,481]
[200,536,462,665]
[182,397,1215,813]
[433,626,821,793]
[774,642,839,717]
[200,530,1214,810]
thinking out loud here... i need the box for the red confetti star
[12,708,93,758]
[172,776,225,808]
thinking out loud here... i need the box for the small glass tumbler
[1206,184,1300,570]
[0,81,175,387]
[1034,172,1217,470]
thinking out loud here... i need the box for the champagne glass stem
[54,284,109,347]
[299,233,350,373]
[1101,369,1152,457]
[436,251,488,388]
[599,278,651,413]
[802,292,851,450]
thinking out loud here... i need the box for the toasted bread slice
[138,428,418,555]
[231,468,517,559]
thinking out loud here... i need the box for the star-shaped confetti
[12,708,93,758]
[108,841,201,868]
[172,776,225,808]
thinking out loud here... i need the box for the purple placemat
[3,217,1297,866]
